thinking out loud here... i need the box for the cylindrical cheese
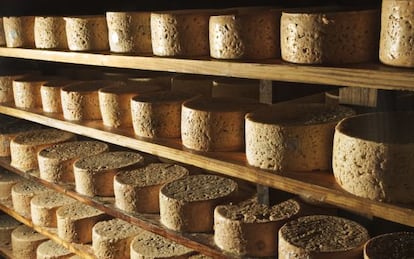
[364,232,414,259]
[212,78,260,100]
[159,174,238,232]
[34,16,67,49]
[13,75,55,109]
[281,8,379,64]
[3,16,35,48]
[36,240,73,259]
[40,79,74,113]
[0,71,33,104]
[0,18,5,46]
[0,214,21,246]
[38,140,109,183]
[245,104,354,172]
[0,169,22,199]
[11,180,49,217]
[171,74,213,97]
[64,15,109,51]
[12,225,48,259]
[106,11,152,54]
[127,74,172,90]
[333,112,414,203]
[92,219,141,259]
[73,151,144,197]
[114,163,189,213]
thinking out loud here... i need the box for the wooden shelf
[0,104,413,228]
[1,47,414,91]
[0,199,96,259]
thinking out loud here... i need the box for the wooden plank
[0,105,413,227]
[1,47,414,91]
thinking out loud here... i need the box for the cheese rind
[0,18,5,46]
[0,214,21,246]
[34,16,67,49]
[364,232,414,259]
[40,79,73,113]
[11,180,49,217]
[31,192,76,227]
[12,225,48,259]
[12,76,53,109]
[3,16,35,48]
[0,169,22,199]
[0,72,30,104]
[0,120,42,157]
[36,240,73,259]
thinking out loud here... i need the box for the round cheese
[0,72,32,104]
[40,79,74,113]
[12,225,48,258]
[214,199,301,257]
[278,215,369,259]
[3,16,35,48]
[159,174,238,232]
[11,180,49,217]
[171,74,212,97]
[56,202,108,244]
[73,151,144,197]
[131,91,194,138]
[246,104,354,172]
[92,218,141,259]
[34,16,67,49]
[106,11,152,54]
[130,230,194,259]
[64,15,108,51]
[212,78,260,100]
[36,240,73,259]
[0,169,22,199]
[127,74,172,90]
[281,8,379,64]
[31,192,76,228]
[38,140,109,183]
[364,232,414,259]
[181,97,261,151]
[0,18,5,46]
[10,128,75,172]
[333,112,414,203]
[0,214,21,246]
[114,163,189,213]
[13,75,55,109]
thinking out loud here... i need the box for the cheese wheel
[279,215,369,259]
[246,104,354,172]
[114,163,189,213]
[131,91,194,138]
[12,75,55,109]
[364,232,414,259]
[11,180,49,217]
[56,202,109,244]
[380,1,414,67]
[106,11,152,54]
[0,18,5,46]
[127,74,172,90]
[38,140,109,183]
[212,78,260,100]
[159,174,238,232]
[181,97,261,151]
[64,15,108,51]
[171,74,213,97]
[12,225,48,258]
[31,192,76,227]
[209,9,280,59]
[214,199,301,257]
[3,16,35,48]
[333,112,414,203]
[0,169,22,199]
[130,230,194,259]
[74,151,144,197]
[151,10,214,57]
[40,79,74,113]
[281,8,379,64]
[0,214,21,246]
[0,72,32,103]
[10,128,75,172]
[92,218,141,259]
[99,85,161,128]
[34,16,67,49]
[61,80,123,121]
[36,240,73,259]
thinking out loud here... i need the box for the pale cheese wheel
[281,8,379,64]
[30,192,76,227]
[278,215,369,259]
[61,80,123,121]
[181,97,261,151]
[0,214,21,246]
[209,9,280,59]
[131,91,194,138]
[38,140,109,183]
[0,72,31,103]
[74,151,144,197]
[10,128,75,172]
[36,240,73,259]
[12,225,48,259]
[380,1,414,67]
[0,169,23,199]
[56,202,109,243]
[127,74,172,90]
[159,174,238,232]
[106,11,152,54]
[34,16,68,49]
[151,10,214,56]
[364,232,414,259]
[11,180,49,217]
[40,79,74,113]
[64,15,108,51]
[212,78,260,100]
[246,104,354,172]
[0,18,5,46]
[114,163,189,213]
[171,74,213,97]
[3,16,35,48]
[130,230,194,259]
[214,199,301,257]
[12,75,55,109]
[333,112,414,203]
[92,218,141,259]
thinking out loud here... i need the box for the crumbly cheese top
[38,141,108,160]
[93,219,141,239]
[56,202,104,219]
[12,129,74,146]
[74,151,144,171]
[37,240,72,256]
[31,192,75,208]
[364,232,414,258]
